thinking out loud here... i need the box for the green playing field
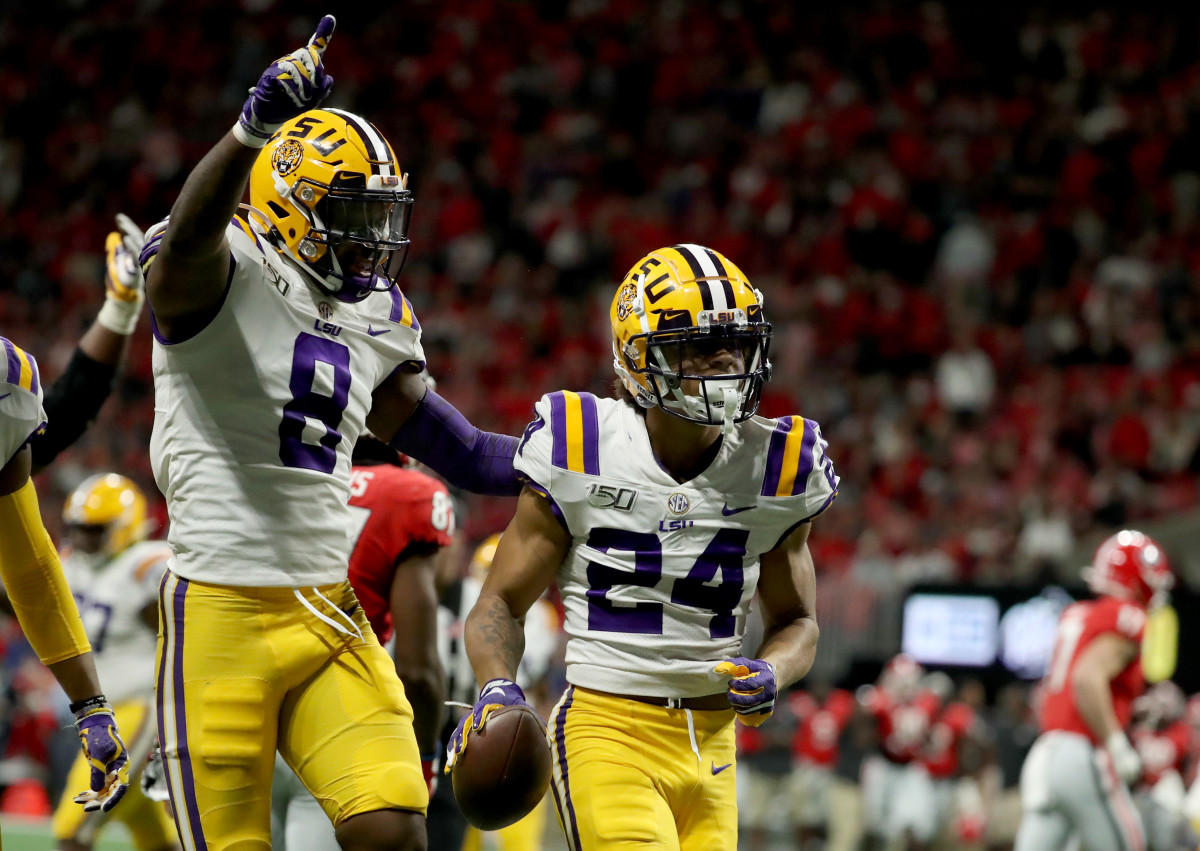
[0,817,134,851]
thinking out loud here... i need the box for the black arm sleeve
[30,349,118,472]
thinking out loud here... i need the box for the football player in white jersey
[448,245,839,850]
[141,16,523,851]
[50,474,178,851]
[0,215,153,817]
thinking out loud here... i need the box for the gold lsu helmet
[62,473,152,560]
[249,108,413,296]
[469,533,502,580]
[611,244,772,431]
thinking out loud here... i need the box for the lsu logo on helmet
[249,108,413,296]
[611,244,772,432]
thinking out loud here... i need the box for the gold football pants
[155,572,426,851]
[547,685,737,850]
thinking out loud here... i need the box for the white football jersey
[514,392,838,698]
[61,540,171,704]
[0,337,46,467]
[149,217,425,586]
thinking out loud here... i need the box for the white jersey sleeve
[513,393,559,502]
[0,338,46,467]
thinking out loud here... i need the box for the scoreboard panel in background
[900,582,1199,693]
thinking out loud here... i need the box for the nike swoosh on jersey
[0,393,10,401]
[712,762,732,775]
[721,503,754,516]
[366,326,391,337]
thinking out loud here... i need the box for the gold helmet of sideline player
[248,108,413,297]
[611,244,772,433]
[63,473,151,564]
[469,533,503,580]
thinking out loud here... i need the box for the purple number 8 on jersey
[279,333,352,474]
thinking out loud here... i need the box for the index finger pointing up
[308,15,336,54]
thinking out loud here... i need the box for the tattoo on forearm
[472,597,525,674]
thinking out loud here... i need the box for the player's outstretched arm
[445,487,567,772]
[33,216,147,473]
[717,521,820,727]
[369,369,522,496]
[147,15,335,334]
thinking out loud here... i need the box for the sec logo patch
[667,492,690,515]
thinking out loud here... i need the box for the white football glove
[1105,731,1142,785]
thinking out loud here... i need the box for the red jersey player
[789,685,855,845]
[859,654,943,850]
[1015,529,1173,851]
[918,680,989,847]
[346,440,456,776]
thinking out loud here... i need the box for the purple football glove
[444,678,530,773]
[233,15,336,148]
[715,657,778,727]
[71,698,129,813]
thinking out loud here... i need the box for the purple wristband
[389,390,522,496]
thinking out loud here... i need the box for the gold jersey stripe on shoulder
[761,416,817,498]
[548,391,600,475]
[386,289,421,330]
[1,337,40,394]
[231,215,267,254]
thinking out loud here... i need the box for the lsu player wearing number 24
[141,14,523,851]
[453,244,839,851]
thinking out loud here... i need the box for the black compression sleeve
[30,349,118,471]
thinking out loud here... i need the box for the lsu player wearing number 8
[141,16,525,851]
[451,244,840,850]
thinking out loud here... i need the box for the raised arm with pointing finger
[139,16,520,851]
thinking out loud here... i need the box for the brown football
[451,704,553,831]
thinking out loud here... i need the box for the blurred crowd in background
[5,0,1200,841]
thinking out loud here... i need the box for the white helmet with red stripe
[879,653,924,702]
[1083,530,1173,608]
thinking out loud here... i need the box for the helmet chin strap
[721,385,738,435]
